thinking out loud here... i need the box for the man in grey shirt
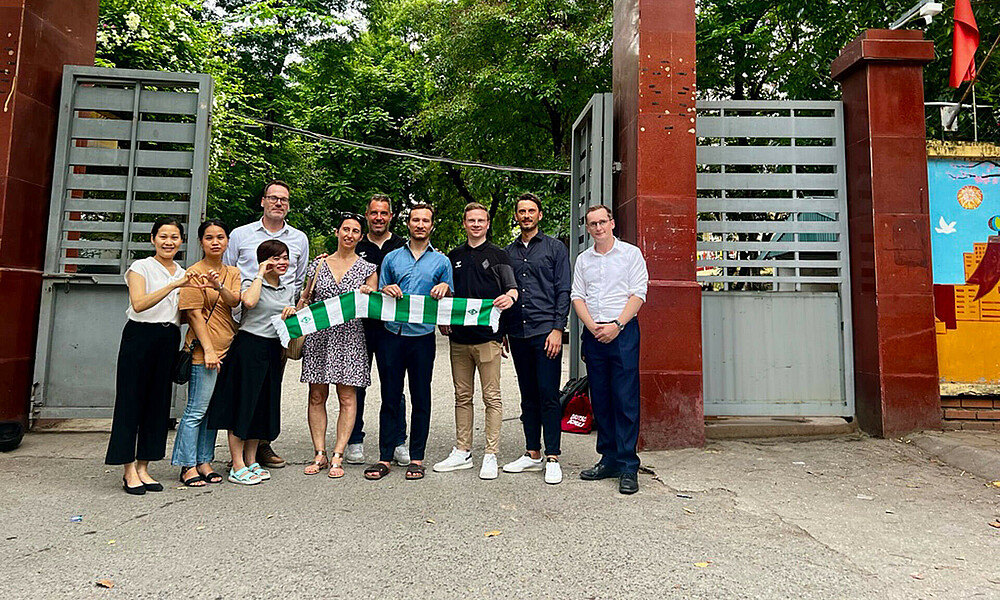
[223,179,310,469]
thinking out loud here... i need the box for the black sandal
[405,463,425,480]
[179,468,206,487]
[364,462,390,480]
[202,471,223,484]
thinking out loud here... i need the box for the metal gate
[697,101,853,416]
[568,93,614,379]
[32,66,212,419]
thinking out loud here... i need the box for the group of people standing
[105,179,650,497]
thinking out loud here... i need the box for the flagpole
[947,29,1000,129]
[972,83,978,141]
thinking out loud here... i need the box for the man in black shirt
[345,194,408,466]
[502,193,571,485]
[431,203,518,480]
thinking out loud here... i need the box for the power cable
[237,115,572,177]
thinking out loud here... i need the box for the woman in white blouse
[105,217,205,495]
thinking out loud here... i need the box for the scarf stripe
[271,291,500,348]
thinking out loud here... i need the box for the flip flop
[405,463,425,480]
[364,463,390,480]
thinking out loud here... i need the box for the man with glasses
[223,179,310,469]
[346,195,408,466]
[571,205,648,495]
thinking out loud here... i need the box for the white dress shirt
[571,238,648,322]
[223,218,310,295]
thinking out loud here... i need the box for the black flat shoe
[619,473,639,495]
[143,481,164,492]
[580,463,619,481]
[122,477,146,496]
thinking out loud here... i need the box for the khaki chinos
[449,340,503,454]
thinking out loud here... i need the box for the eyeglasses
[341,212,364,222]
[586,219,612,228]
[263,195,290,205]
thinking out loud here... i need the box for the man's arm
[294,233,310,296]
[551,240,572,331]
[222,227,240,267]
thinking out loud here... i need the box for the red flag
[950,0,979,88]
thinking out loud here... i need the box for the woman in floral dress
[300,214,378,478]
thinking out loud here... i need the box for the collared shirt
[356,232,406,277]
[448,241,517,345]
[223,218,310,295]
[571,238,648,322]
[381,241,454,337]
[238,278,296,339]
[503,231,571,339]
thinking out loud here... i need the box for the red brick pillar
[0,1,98,448]
[613,0,703,449]
[831,30,940,437]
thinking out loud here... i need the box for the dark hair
[585,205,613,220]
[408,203,435,220]
[151,216,185,239]
[198,218,229,239]
[517,192,542,212]
[367,194,393,213]
[337,212,365,232]
[256,239,289,263]
[262,179,291,199]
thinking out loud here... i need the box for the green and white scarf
[271,291,500,348]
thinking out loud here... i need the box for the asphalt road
[2,337,999,599]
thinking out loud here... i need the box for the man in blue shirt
[365,204,453,481]
[502,193,572,485]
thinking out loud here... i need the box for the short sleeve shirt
[179,262,241,364]
[125,257,186,325]
[239,278,296,339]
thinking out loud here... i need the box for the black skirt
[206,331,283,441]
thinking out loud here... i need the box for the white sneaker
[433,447,473,472]
[502,453,544,473]
[393,444,411,466]
[479,453,498,480]
[544,458,563,485]
[344,443,364,464]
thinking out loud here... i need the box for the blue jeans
[171,364,219,467]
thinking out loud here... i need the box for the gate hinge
[611,161,623,174]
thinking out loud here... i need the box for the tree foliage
[96,0,998,253]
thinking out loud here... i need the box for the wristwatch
[612,319,625,331]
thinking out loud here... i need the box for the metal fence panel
[568,93,613,379]
[697,100,854,417]
[32,66,212,420]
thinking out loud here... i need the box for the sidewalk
[2,337,1000,599]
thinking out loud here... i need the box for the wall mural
[929,156,1000,388]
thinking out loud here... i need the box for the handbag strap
[300,260,320,305]
[187,269,228,352]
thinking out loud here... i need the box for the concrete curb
[906,431,1000,481]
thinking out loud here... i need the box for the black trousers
[509,333,563,456]
[375,332,435,462]
[105,321,180,465]
[351,321,406,447]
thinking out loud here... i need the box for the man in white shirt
[223,179,310,469]
[224,180,310,297]
[570,205,648,495]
